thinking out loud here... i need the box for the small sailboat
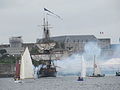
[78,56,86,81]
[116,68,120,76]
[116,71,120,76]
[91,55,105,77]
[20,47,34,79]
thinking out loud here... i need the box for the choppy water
[0,76,120,90]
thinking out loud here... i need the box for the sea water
[0,76,120,90]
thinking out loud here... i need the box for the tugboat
[36,17,57,77]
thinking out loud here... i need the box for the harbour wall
[0,64,15,77]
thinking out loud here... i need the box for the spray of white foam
[33,65,42,78]
[99,45,120,73]
[56,42,102,76]
[84,42,101,60]
[34,42,120,76]
[57,54,81,75]
[101,58,120,71]
[112,45,120,58]
[81,56,86,77]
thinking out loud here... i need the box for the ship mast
[42,15,54,66]
[43,17,50,43]
[93,55,96,75]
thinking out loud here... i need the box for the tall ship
[35,17,57,77]
[31,9,67,77]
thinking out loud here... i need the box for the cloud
[0,0,15,8]
[0,0,120,43]
[0,0,34,8]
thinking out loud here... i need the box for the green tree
[30,47,39,55]
[0,49,7,55]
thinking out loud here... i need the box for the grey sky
[0,0,120,44]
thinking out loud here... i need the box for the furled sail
[20,47,34,79]
[36,43,56,50]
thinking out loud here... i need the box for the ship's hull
[39,68,57,77]
[116,72,120,76]
[89,74,105,77]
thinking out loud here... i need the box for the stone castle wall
[0,64,15,77]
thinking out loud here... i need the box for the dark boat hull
[77,77,84,81]
[40,71,57,77]
[39,68,57,77]
[116,72,120,76]
[89,74,105,77]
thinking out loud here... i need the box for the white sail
[20,47,34,79]
[94,63,101,75]
[81,56,86,77]
[93,55,101,75]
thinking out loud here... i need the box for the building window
[67,39,69,42]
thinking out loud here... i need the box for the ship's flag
[44,8,54,15]
[44,8,62,20]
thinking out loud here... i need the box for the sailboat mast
[93,55,96,75]
[43,18,46,39]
